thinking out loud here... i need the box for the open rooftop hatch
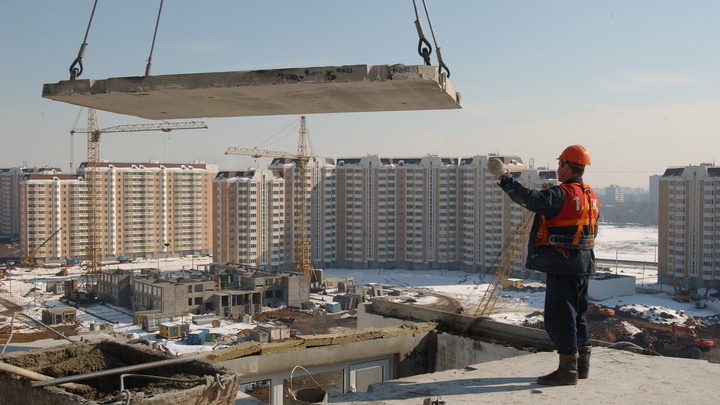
[42,64,462,120]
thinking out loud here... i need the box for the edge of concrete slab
[42,64,462,119]
[327,347,720,405]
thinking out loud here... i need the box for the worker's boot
[536,353,579,386]
[577,346,592,379]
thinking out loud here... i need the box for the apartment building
[604,184,624,203]
[335,155,460,270]
[18,161,217,263]
[213,168,287,267]
[268,157,337,269]
[215,154,557,275]
[1,166,62,241]
[457,156,557,274]
[658,164,720,287]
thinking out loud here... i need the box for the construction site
[2,253,720,404]
[3,1,720,404]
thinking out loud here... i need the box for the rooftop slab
[327,347,720,405]
[42,64,462,120]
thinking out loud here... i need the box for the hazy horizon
[3,1,719,189]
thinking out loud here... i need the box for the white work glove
[487,158,508,179]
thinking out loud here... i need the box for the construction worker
[487,145,599,386]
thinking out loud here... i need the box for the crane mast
[225,116,315,279]
[83,108,102,293]
[473,183,549,316]
[473,210,534,316]
[75,108,208,297]
[294,118,313,276]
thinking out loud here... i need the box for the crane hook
[417,37,432,66]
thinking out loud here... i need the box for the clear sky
[2,1,718,189]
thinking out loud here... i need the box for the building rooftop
[326,347,719,405]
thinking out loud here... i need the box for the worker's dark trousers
[544,274,591,355]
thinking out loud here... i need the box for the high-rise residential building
[214,158,336,270]
[18,161,217,263]
[214,168,287,266]
[457,155,556,274]
[604,185,624,203]
[217,154,556,277]
[268,157,337,269]
[658,164,720,287]
[1,167,62,241]
[335,154,467,270]
[649,174,660,205]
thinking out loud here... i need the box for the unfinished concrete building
[213,262,310,315]
[130,274,216,316]
[96,268,135,307]
[96,263,309,318]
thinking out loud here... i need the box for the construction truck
[118,255,133,263]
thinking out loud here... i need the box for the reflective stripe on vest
[536,182,598,250]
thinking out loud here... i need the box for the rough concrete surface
[202,341,262,363]
[42,64,462,119]
[0,340,241,405]
[299,322,437,347]
[327,347,720,405]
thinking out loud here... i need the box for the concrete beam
[363,300,557,351]
[42,64,462,120]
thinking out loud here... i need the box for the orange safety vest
[536,182,599,250]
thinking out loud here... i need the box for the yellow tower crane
[225,116,315,279]
[473,210,534,316]
[71,108,208,296]
[473,183,552,316]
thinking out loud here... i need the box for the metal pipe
[0,361,85,390]
[32,354,205,387]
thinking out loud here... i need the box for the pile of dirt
[0,242,21,259]
[525,304,720,363]
[253,307,358,335]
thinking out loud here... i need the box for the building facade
[213,168,287,266]
[97,263,309,318]
[18,161,217,263]
[217,154,556,276]
[1,167,62,241]
[658,164,720,287]
[604,185,624,203]
[214,158,336,271]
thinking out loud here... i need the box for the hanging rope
[412,0,450,77]
[145,0,165,76]
[69,0,99,80]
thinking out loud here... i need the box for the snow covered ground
[2,223,718,356]
[594,223,658,262]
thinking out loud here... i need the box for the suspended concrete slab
[42,64,462,120]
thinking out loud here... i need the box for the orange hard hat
[558,145,591,166]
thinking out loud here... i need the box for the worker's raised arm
[498,175,564,219]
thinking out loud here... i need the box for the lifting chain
[69,0,99,80]
[412,0,450,77]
